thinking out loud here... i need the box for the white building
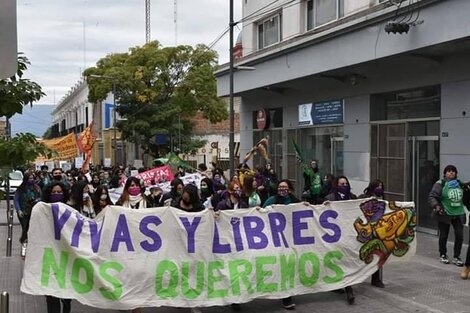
[51,80,92,141]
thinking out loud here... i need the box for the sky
[17,0,242,105]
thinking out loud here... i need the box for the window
[258,14,281,49]
[306,0,344,30]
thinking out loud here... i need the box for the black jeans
[17,213,30,244]
[46,296,71,313]
[465,227,470,267]
[438,217,464,258]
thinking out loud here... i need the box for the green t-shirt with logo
[440,180,466,216]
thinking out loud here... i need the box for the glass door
[409,136,439,234]
[330,136,344,176]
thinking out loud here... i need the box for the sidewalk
[1,203,470,313]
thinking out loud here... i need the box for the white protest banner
[180,172,203,187]
[21,199,416,310]
[135,165,174,187]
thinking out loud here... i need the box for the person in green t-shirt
[428,165,467,267]
[302,159,323,204]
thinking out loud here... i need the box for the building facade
[186,97,241,170]
[216,0,470,234]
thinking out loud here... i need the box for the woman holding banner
[324,176,356,305]
[262,179,299,310]
[359,179,386,288]
[215,182,248,211]
[117,177,148,209]
[42,181,72,313]
[173,184,204,212]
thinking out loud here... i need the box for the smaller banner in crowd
[37,133,79,161]
[21,199,416,310]
[135,165,174,187]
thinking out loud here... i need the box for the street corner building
[216,0,470,236]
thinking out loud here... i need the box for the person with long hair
[200,177,215,209]
[68,180,95,218]
[91,185,113,216]
[215,182,248,211]
[116,177,147,209]
[324,175,357,304]
[42,181,72,313]
[161,178,184,207]
[242,175,261,208]
[14,172,42,248]
[325,175,357,201]
[173,184,204,212]
[359,179,385,288]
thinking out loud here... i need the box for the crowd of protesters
[13,159,470,312]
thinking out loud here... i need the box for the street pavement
[1,201,470,313]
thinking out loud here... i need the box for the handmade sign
[21,199,416,310]
[135,165,174,187]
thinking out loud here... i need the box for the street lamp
[229,2,255,177]
[89,74,118,165]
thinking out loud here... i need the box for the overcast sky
[17,0,242,105]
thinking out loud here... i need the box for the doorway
[371,120,439,232]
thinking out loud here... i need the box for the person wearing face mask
[42,181,72,313]
[200,178,215,209]
[45,168,70,191]
[91,185,113,216]
[215,182,248,211]
[302,159,323,204]
[262,179,300,207]
[428,165,467,267]
[359,179,386,288]
[325,176,357,202]
[117,177,148,209]
[261,179,299,310]
[14,172,42,251]
[324,175,356,305]
[161,178,184,206]
[173,184,204,212]
[147,187,164,208]
[68,181,95,218]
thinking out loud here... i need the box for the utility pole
[229,0,235,177]
[145,0,151,43]
[174,0,178,45]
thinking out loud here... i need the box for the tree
[84,41,228,157]
[0,54,45,118]
[0,54,53,171]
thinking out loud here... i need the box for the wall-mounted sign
[312,100,344,124]
[256,108,270,130]
[298,103,313,125]
[252,108,282,129]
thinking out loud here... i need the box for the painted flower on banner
[354,199,416,265]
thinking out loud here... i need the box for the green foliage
[85,41,228,156]
[0,133,55,169]
[0,54,45,118]
[0,53,49,172]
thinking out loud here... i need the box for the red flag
[77,121,95,153]
[78,122,96,172]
